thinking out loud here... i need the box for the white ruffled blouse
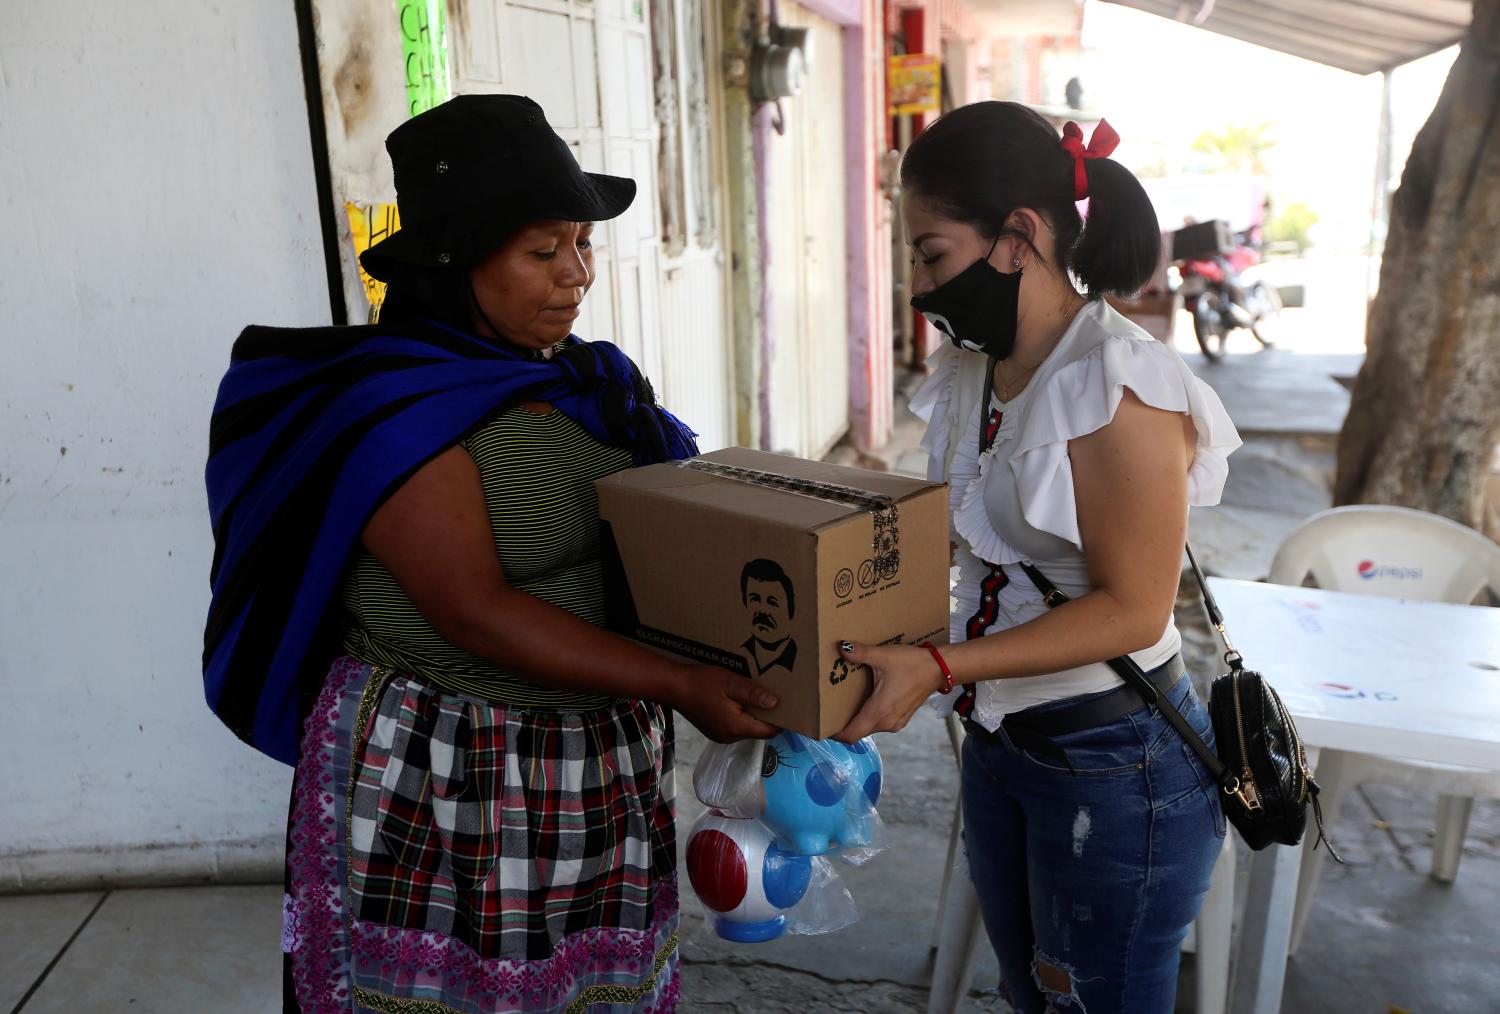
[911,299,1242,730]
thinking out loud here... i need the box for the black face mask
[910,237,1021,360]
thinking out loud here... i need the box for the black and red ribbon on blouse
[953,406,1009,720]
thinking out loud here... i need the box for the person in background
[204,94,776,1014]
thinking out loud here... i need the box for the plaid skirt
[284,657,679,1013]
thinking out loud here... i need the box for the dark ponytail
[1072,157,1162,296]
[901,101,1161,297]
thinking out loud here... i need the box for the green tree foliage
[1265,201,1319,254]
[1191,122,1276,175]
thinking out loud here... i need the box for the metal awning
[1099,0,1471,75]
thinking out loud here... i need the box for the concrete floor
[674,726,1500,1014]
[6,734,1498,1012]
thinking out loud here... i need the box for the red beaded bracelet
[921,641,955,695]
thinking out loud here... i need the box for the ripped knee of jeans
[1031,949,1085,1012]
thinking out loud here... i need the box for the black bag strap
[1183,543,1245,673]
[980,354,999,454]
[1018,557,1237,791]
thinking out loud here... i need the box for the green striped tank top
[339,406,633,709]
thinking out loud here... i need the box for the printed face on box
[741,559,797,677]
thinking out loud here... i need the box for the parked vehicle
[1172,221,1282,361]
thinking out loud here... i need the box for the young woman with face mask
[834,103,1242,1012]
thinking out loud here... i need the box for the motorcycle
[1174,224,1282,362]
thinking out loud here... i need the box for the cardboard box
[596,448,950,738]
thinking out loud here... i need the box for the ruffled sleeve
[1008,335,1242,551]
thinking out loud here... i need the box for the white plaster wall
[0,1,329,887]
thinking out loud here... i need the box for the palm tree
[1191,122,1276,175]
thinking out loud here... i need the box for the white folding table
[1204,578,1500,1014]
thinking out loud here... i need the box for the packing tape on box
[677,459,901,579]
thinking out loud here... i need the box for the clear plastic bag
[685,731,884,941]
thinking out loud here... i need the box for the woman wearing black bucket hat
[204,95,776,1013]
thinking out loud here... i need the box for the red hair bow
[1059,119,1120,201]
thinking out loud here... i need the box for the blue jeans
[961,674,1225,1013]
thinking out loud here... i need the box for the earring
[1012,259,1022,270]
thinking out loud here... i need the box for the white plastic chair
[1269,505,1500,956]
[926,712,1236,1014]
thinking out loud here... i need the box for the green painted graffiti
[398,0,450,118]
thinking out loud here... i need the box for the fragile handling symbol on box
[596,448,951,739]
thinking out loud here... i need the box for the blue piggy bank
[755,732,883,856]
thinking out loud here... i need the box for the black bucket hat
[360,94,636,281]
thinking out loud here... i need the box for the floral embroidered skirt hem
[283,657,680,1014]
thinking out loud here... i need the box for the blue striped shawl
[204,318,697,764]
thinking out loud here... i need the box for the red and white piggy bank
[685,809,813,942]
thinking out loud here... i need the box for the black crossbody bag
[1021,550,1340,859]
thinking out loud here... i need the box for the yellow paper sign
[888,54,941,116]
[345,202,402,318]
